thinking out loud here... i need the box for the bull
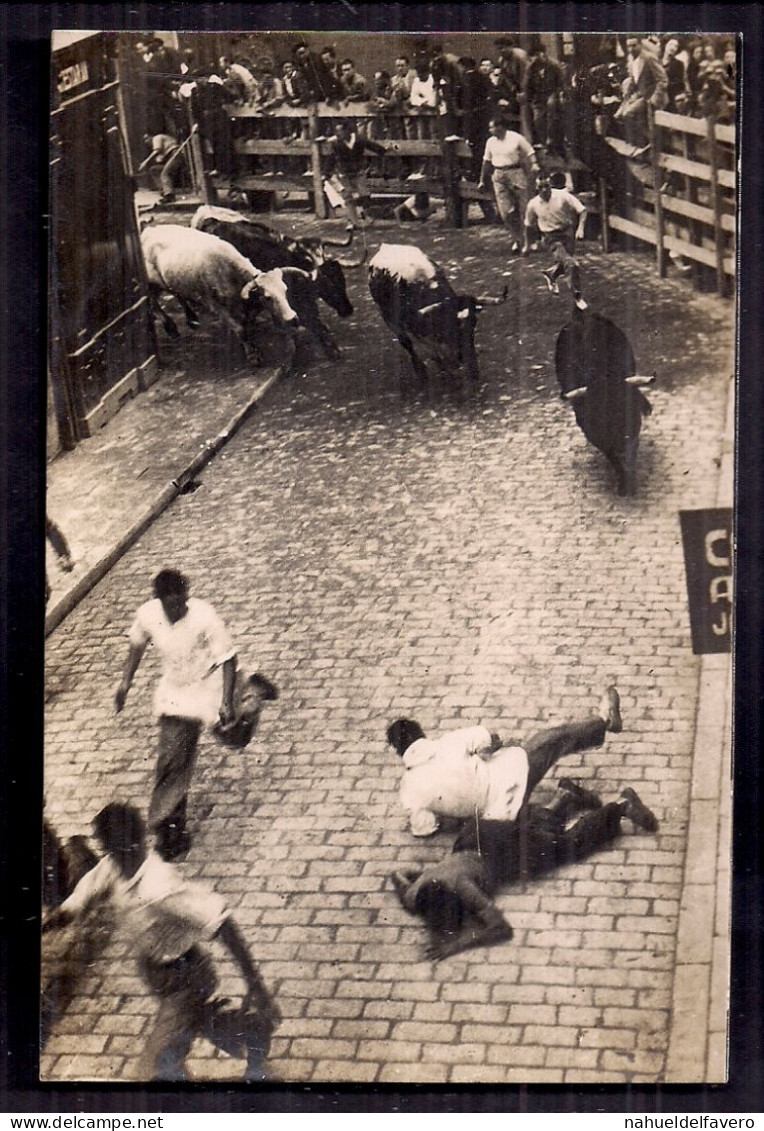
[367,244,507,382]
[555,301,656,496]
[191,205,364,359]
[141,223,306,369]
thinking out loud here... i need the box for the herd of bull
[140,209,656,496]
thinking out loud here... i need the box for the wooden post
[186,100,215,204]
[649,107,667,277]
[309,106,328,220]
[441,136,461,228]
[598,175,610,253]
[706,113,727,296]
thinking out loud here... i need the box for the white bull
[141,223,304,367]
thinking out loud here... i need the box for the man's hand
[114,682,130,714]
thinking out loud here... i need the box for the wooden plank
[234,175,315,193]
[650,108,667,276]
[608,214,734,273]
[642,189,736,233]
[706,114,727,294]
[234,137,443,158]
[654,110,709,137]
[661,153,735,189]
[715,122,735,146]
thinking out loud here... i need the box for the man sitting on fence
[613,36,669,159]
[323,119,387,225]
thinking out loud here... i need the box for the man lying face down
[391,779,659,961]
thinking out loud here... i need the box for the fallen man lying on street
[388,685,623,836]
[391,779,659,961]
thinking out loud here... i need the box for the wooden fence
[196,103,517,227]
[601,108,736,296]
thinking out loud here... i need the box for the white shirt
[400,725,529,835]
[525,188,586,233]
[60,851,228,963]
[409,74,437,108]
[483,130,535,168]
[128,597,236,726]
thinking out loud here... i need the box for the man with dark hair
[387,686,622,836]
[339,58,370,102]
[478,114,540,251]
[323,119,386,224]
[292,41,342,104]
[523,173,587,302]
[524,42,565,155]
[42,803,280,1080]
[115,570,238,860]
[458,56,494,184]
[391,780,659,960]
[614,36,669,156]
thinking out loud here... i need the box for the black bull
[555,309,655,496]
[192,208,361,359]
[368,265,507,382]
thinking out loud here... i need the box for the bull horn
[475,284,509,306]
[321,223,356,249]
[280,267,313,280]
[416,300,447,316]
[564,386,588,401]
[625,373,657,387]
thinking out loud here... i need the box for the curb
[45,368,283,637]
[665,372,734,1083]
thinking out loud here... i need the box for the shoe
[620,788,659,833]
[541,268,559,294]
[600,686,622,733]
[510,241,521,254]
[558,778,603,811]
[574,296,589,311]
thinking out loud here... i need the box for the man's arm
[424,876,513,961]
[115,641,148,713]
[220,656,237,724]
[216,917,281,1026]
[477,151,493,191]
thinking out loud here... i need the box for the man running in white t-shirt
[523,173,587,303]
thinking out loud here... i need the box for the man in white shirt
[42,802,280,1081]
[478,113,540,251]
[524,173,587,301]
[115,569,237,860]
[387,686,622,836]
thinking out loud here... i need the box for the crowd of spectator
[133,34,736,208]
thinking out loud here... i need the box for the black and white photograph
[41,26,736,1087]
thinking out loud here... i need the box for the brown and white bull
[368,244,507,382]
[555,301,656,496]
[141,223,306,368]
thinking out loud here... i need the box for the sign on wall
[679,508,733,654]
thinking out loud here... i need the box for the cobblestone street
[43,230,734,1085]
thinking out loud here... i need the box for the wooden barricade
[600,109,735,296]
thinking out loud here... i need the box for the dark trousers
[148,716,202,850]
[137,947,272,1081]
[522,716,607,803]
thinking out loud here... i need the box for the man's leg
[137,950,216,1081]
[492,170,513,228]
[521,687,622,802]
[506,169,530,246]
[149,715,202,859]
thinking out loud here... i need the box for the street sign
[679,508,733,654]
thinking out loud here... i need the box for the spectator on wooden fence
[369,71,394,139]
[136,36,184,137]
[292,41,342,106]
[253,59,285,113]
[409,60,438,141]
[685,40,706,114]
[281,60,310,107]
[320,45,340,85]
[218,55,257,105]
[458,56,494,182]
[479,113,540,252]
[661,38,690,113]
[390,55,416,111]
[179,68,236,181]
[493,37,528,132]
[340,58,371,103]
[696,60,735,123]
[613,36,668,158]
[430,46,463,139]
[524,42,565,155]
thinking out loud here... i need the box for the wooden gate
[49,32,157,447]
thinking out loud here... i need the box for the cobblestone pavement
[43,227,734,1085]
